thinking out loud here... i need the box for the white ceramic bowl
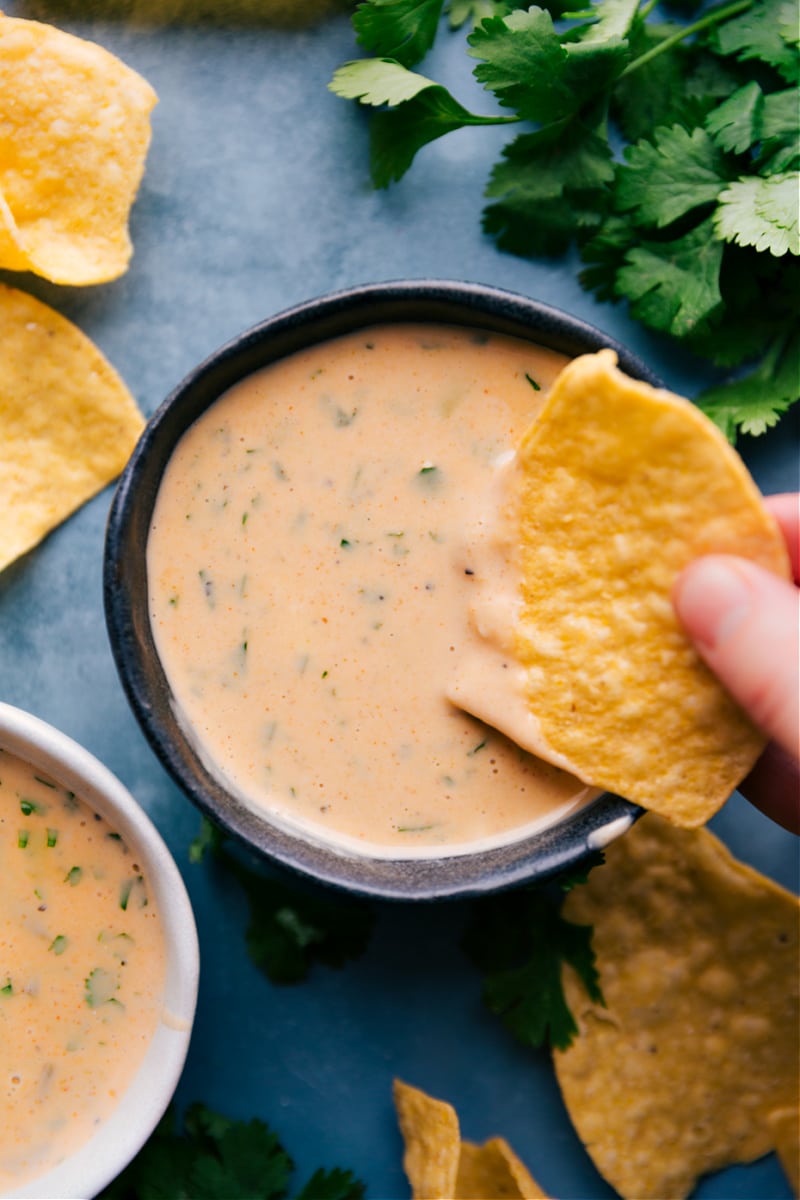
[0,702,199,1200]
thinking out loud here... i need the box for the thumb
[673,555,799,761]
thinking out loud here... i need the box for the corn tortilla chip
[768,1107,800,1197]
[554,813,800,1200]
[394,1079,460,1200]
[457,1138,548,1198]
[393,1079,550,1200]
[511,349,790,826]
[0,283,144,570]
[0,15,157,285]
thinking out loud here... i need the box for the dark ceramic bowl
[104,280,658,901]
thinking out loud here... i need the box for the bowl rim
[104,279,647,901]
[0,701,199,1200]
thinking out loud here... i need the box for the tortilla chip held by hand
[0,14,157,284]
[512,350,790,826]
[0,284,144,571]
[393,1079,549,1199]
[554,813,800,1200]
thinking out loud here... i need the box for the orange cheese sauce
[0,750,166,1190]
[147,324,593,854]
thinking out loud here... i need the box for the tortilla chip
[512,349,790,826]
[457,1138,548,1199]
[393,1080,550,1200]
[0,283,144,570]
[768,1107,800,1197]
[394,1080,460,1200]
[0,15,157,284]
[554,813,800,1200]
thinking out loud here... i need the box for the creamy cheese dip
[147,324,595,855]
[0,750,166,1191]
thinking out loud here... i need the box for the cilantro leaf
[709,0,799,84]
[352,0,445,67]
[191,820,374,983]
[758,89,800,171]
[186,1116,293,1200]
[572,0,640,44]
[615,217,724,338]
[714,171,800,255]
[578,213,639,299]
[610,20,691,141]
[705,80,763,154]
[295,1168,367,1200]
[616,125,731,227]
[330,57,441,106]
[468,7,630,122]
[98,1103,365,1200]
[697,329,800,438]
[332,0,800,436]
[188,814,225,863]
[330,58,517,186]
[483,119,614,254]
[447,0,514,29]
[467,9,574,119]
[223,847,375,983]
[461,884,604,1052]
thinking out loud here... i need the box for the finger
[764,493,800,582]
[673,555,800,761]
[739,742,800,834]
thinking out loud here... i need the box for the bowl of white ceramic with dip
[0,701,199,1199]
[104,280,658,900]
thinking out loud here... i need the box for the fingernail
[674,558,753,650]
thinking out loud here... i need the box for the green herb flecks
[119,875,147,911]
[17,830,29,849]
[65,866,83,886]
[331,0,800,441]
[20,797,44,816]
[85,967,121,1009]
[49,935,68,955]
[1,978,13,996]
[46,828,59,847]
[525,372,541,391]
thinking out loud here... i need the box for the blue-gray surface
[1,6,798,1199]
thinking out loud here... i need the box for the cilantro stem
[619,0,753,78]
[637,0,659,18]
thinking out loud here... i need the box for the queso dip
[0,750,166,1190]
[147,324,594,854]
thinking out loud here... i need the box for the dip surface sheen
[147,323,593,855]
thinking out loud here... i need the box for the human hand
[673,493,800,834]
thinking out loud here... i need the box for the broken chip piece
[0,14,157,284]
[393,1079,549,1199]
[0,283,145,570]
[553,813,799,1200]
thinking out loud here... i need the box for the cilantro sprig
[98,1103,366,1200]
[461,853,606,1051]
[331,0,799,440]
[190,818,374,983]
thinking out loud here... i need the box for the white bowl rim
[0,701,200,1200]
